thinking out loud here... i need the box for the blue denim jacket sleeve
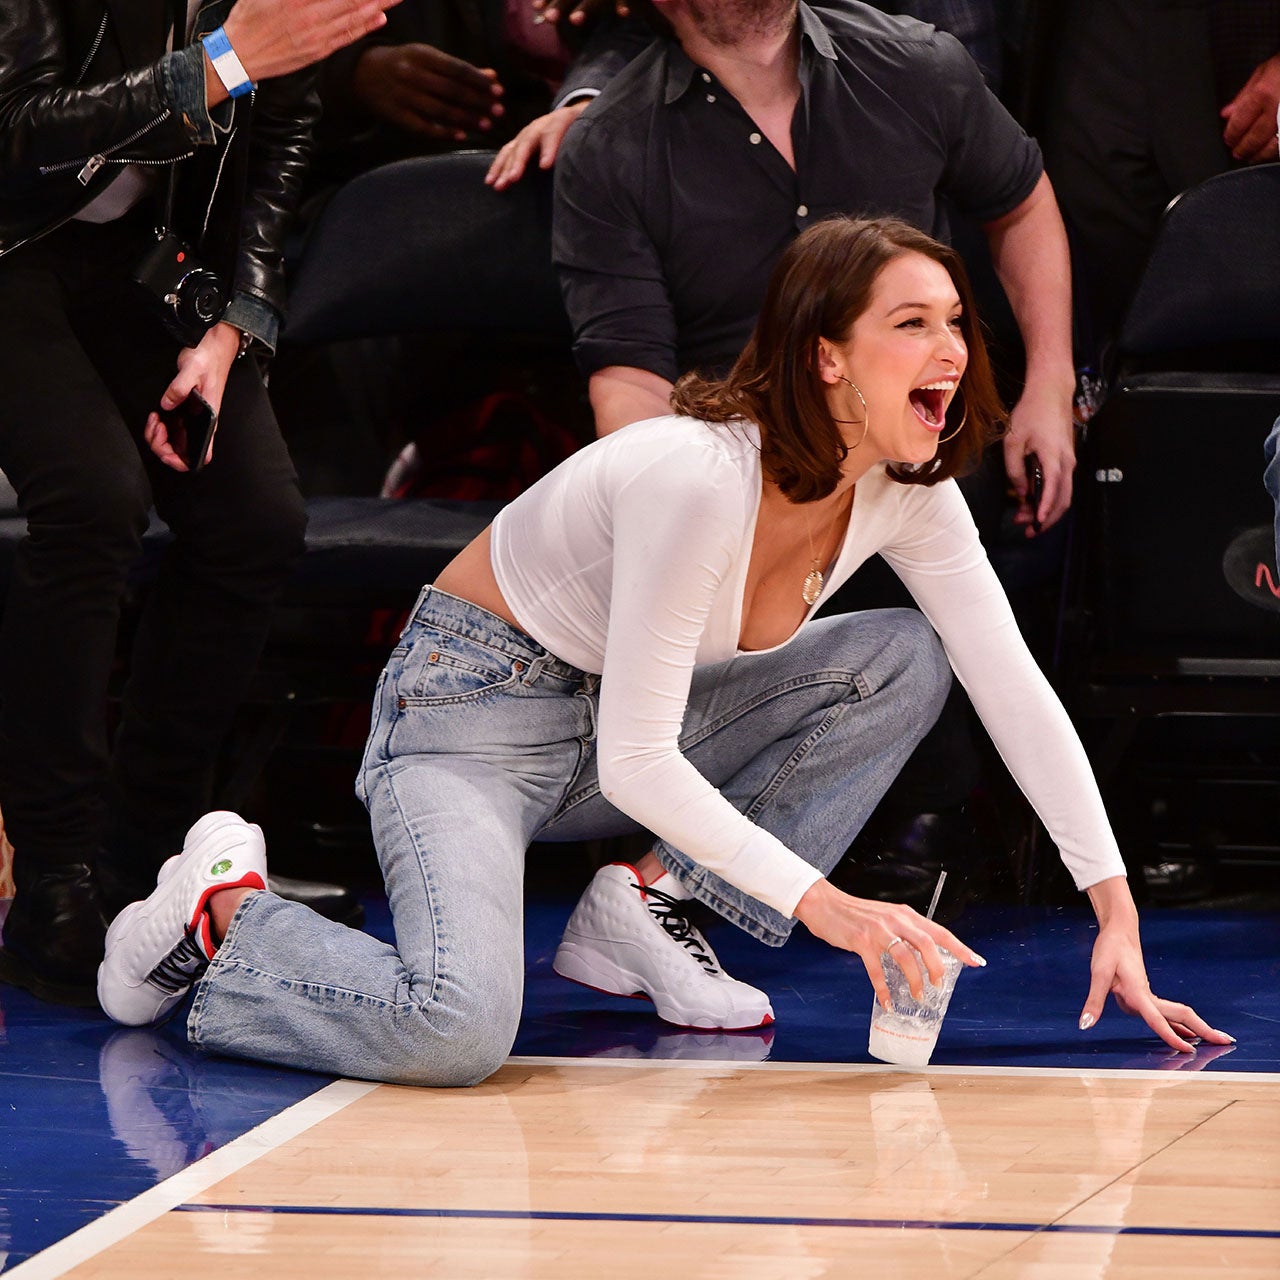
[222,292,281,356]
[159,44,235,145]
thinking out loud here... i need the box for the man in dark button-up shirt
[554,0,1078,530]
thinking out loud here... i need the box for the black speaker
[1081,371,1280,661]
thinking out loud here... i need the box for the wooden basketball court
[14,1057,1279,1279]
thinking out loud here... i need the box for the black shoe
[833,809,986,924]
[1142,857,1216,906]
[0,861,107,1006]
[268,874,364,928]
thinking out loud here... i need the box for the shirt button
[797,204,809,217]
[749,131,762,145]
[701,72,712,83]
[706,93,716,103]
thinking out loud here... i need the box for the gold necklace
[803,511,825,605]
[802,489,851,606]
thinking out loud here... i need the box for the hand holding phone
[1024,453,1044,535]
[157,390,218,472]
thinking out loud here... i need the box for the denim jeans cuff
[655,842,793,948]
[187,886,273,1045]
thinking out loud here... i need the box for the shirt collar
[662,1,836,105]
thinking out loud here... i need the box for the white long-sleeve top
[490,416,1125,917]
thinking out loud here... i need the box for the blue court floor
[1,895,1277,1271]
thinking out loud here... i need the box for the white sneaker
[553,863,775,1030]
[97,812,267,1026]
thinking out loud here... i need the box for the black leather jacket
[0,0,319,346]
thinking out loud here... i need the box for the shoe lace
[146,928,210,995]
[634,883,720,976]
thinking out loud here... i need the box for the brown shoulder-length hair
[671,216,1006,502]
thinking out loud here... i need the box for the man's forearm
[983,172,1075,396]
[589,366,675,436]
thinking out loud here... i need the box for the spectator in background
[310,0,650,200]
[1036,0,1280,362]
[0,0,396,1006]
[272,1,650,499]
[553,0,1075,530]
[488,0,1007,189]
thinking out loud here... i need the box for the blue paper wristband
[202,26,255,99]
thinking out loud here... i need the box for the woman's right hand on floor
[793,878,985,1012]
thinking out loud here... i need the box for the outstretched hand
[1079,923,1235,1053]
[792,878,985,1012]
[532,0,630,26]
[222,0,403,85]
[352,44,503,141]
[485,100,589,190]
[1221,53,1280,164]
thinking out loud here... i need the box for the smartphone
[159,390,218,472]
[1024,452,1044,534]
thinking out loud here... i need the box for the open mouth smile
[908,381,957,432]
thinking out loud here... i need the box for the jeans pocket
[395,624,525,706]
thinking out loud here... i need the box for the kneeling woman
[98,217,1229,1082]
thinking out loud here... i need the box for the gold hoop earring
[936,387,967,444]
[833,375,870,449]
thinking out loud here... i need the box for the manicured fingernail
[1078,1012,1095,1031]
[970,952,987,967]
[1224,1034,1237,1043]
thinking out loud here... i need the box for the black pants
[1041,0,1236,355]
[0,208,306,895]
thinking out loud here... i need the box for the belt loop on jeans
[521,652,550,685]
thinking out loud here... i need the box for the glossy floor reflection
[511,899,1280,1073]
[0,897,1276,1272]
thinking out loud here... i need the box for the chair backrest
[1119,163,1280,359]
[283,151,569,346]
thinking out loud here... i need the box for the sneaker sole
[553,938,773,1031]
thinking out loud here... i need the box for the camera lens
[175,267,225,329]
[192,281,222,323]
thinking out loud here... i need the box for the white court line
[5,1078,377,1280]
[507,1054,1280,1085]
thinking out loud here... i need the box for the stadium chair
[1054,164,1280,893]
[285,150,568,348]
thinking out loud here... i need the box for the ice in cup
[868,945,962,1067]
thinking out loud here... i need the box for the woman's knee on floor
[382,972,523,1088]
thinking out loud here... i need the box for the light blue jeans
[188,588,950,1085]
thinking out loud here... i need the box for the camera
[133,230,226,347]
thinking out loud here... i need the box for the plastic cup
[868,946,962,1067]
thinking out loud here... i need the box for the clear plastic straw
[925,869,947,921]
